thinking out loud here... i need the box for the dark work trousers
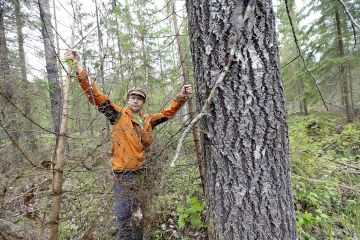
[114,171,144,240]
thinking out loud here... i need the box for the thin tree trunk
[288,0,307,115]
[94,0,104,88]
[94,0,110,135]
[38,0,62,133]
[335,7,353,122]
[113,0,124,81]
[170,0,205,194]
[300,81,308,115]
[0,1,21,161]
[78,14,94,136]
[0,2,12,100]
[187,1,297,239]
[48,6,76,238]
[15,0,38,151]
[346,60,355,113]
[298,87,304,113]
[52,0,64,88]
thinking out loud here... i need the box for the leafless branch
[171,0,257,167]
[336,0,360,51]
[281,54,300,68]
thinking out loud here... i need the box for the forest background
[0,0,359,239]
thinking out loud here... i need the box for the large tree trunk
[15,0,38,151]
[38,0,62,133]
[186,1,297,239]
[335,7,353,122]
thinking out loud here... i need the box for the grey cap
[127,88,147,100]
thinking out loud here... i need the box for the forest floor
[1,112,359,239]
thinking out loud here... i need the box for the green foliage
[176,197,205,230]
[289,113,360,239]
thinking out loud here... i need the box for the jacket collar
[124,107,145,118]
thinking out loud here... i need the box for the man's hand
[180,84,192,98]
[64,49,83,73]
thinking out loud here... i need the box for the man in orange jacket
[64,49,191,239]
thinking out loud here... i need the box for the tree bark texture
[186,1,297,239]
[38,0,62,133]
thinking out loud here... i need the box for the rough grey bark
[186,1,298,239]
[38,0,62,133]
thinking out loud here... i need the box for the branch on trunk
[170,0,257,167]
[284,0,328,111]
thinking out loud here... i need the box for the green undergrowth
[51,112,358,239]
[289,112,360,239]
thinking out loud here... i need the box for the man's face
[128,94,145,112]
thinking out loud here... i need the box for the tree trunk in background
[38,0,62,133]
[300,80,308,115]
[52,0,63,88]
[170,0,205,193]
[113,0,125,81]
[78,14,94,136]
[347,63,354,111]
[187,1,298,239]
[15,0,38,151]
[124,0,136,85]
[288,0,308,115]
[0,2,12,100]
[94,0,105,88]
[94,0,110,135]
[335,7,353,122]
[135,0,149,85]
[0,1,21,161]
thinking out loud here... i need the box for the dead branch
[170,0,257,167]
[284,0,329,111]
[336,0,360,51]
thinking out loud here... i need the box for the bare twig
[284,0,329,111]
[331,159,360,171]
[281,54,300,68]
[0,119,40,168]
[170,0,257,167]
[0,90,77,138]
[292,173,360,194]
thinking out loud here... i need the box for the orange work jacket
[77,70,188,171]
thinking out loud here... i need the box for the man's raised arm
[64,49,121,125]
